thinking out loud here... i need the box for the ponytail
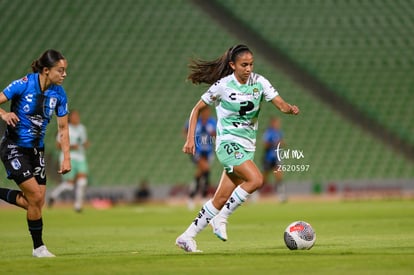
[187,44,252,85]
[31,59,42,73]
[31,49,65,73]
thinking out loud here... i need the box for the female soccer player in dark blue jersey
[0,49,71,257]
[183,106,216,210]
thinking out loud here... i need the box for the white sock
[184,199,219,238]
[219,185,250,220]
[75,178,87,210]
[50,182,74,199]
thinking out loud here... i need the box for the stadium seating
[0,0,412,188]
[217,0,414,145]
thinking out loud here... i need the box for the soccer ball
[284,221,316,250]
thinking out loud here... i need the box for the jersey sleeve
[55,88,69,117]
[201,81,222,105]
[2,76,29,100]
[259,75,279,102]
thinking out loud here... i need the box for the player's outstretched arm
[57,114,71,174]
[183,100,208,155]
[271,95,300,115]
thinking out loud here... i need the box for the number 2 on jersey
[239,101,254,116]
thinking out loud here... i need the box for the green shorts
[216,141,255,173]
[62,159,89,181]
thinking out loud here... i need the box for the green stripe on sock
[204,205,217,217]
[234,191,245,203]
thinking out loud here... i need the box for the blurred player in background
[262,116,286,202]
[0,49,71,257]
[49,110,89,212]
[134,179,151,203]
[183,106,216,210]
[176,44,299,252]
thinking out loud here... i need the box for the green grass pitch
[0,199,413,274]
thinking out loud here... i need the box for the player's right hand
[1,112,19,127]
[58,158,71,174]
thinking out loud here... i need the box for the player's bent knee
[252,174,264,190]
[27,192,44,206]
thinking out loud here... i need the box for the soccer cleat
[210,215,228,241]
[175,234,202,253]
[32,245,56,258]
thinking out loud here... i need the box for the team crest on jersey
[11,158,21,170]
[49,97,57,109]
[23,104,30,113]
[234,151,244,159]
[21,76,28,82]
[252,88,260,99]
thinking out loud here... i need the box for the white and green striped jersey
[201,72,278,152]
[57,123,88,162]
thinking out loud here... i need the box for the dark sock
[28,218,44,249]
[202,171,210,197]
[189,176,201,198]
[0,188,20,206]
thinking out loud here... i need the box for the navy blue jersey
[263,127,283,162]
[2,73,68,148]
[185,117,216,155]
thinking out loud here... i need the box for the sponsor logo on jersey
[207,89,217,101]
[25,94,33,102]
[49,97,57,109]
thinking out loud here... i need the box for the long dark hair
[31,49,65,73]
[187,44,252,85]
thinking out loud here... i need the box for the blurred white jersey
[57,124,88,162]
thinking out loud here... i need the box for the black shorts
[263,158,279,172]
[191,151,213,164]
[0,139,47,185]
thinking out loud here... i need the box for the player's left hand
[290,105,300,115]
[182,140,195,155]
[58,158,71,174]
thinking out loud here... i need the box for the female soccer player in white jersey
[49,109,89,212]
[176,44,299,252]
[0,49,71,257]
